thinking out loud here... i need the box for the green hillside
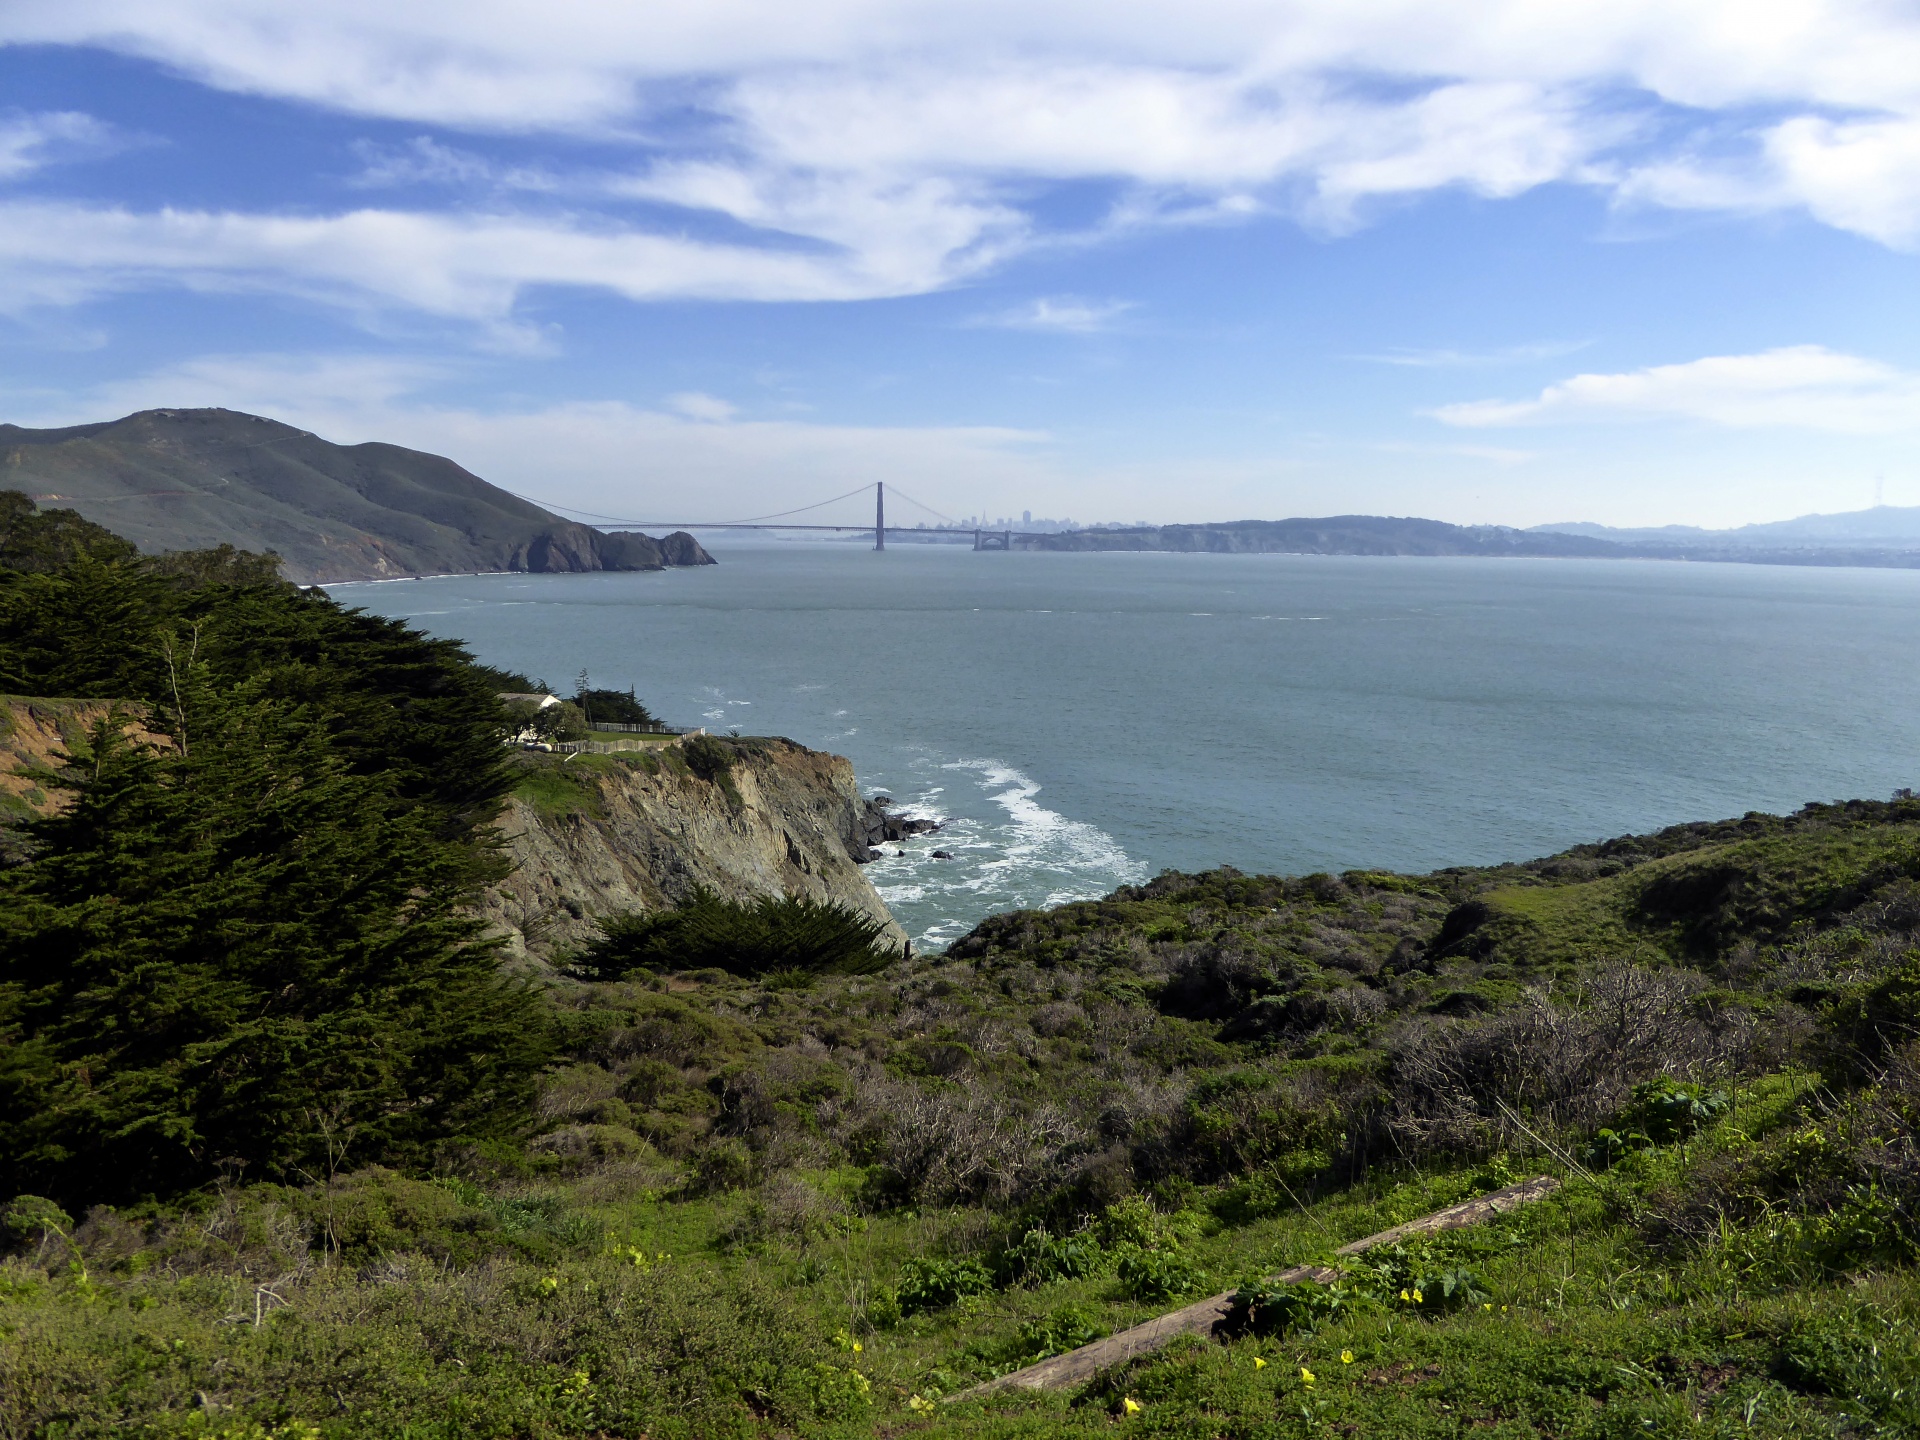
[0,408,714,583]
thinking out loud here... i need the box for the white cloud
[970,296,1133,333]
[348,136,556,192]
[668,391,736,421]
[0,199,1007,331]
[0,110,120,180]
[1432,345,1920,433]
[0,2,1916,327]
[1358,340,1588,368]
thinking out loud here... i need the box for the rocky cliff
[481,736,907,965]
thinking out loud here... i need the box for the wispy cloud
[667,390,736,422]
[1432,345,1920,433]
[1357,340,1589,368]
[0,110,122,181]
[347,137,556,192]
[0,199,1006,335]
[968,296,1133,333]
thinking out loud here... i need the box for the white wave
[860,755,1145,949]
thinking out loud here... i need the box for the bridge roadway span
[612,483,1030,550]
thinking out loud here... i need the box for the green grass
[5,1102,1915,1438]
[8,794,1920,1437]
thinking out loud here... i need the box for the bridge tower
[875,482,885,551]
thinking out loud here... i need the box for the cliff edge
[481,736,907,965]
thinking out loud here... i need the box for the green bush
[896,1256,994,1314]
[1115,1247,1207,1303]
[1001,1225,1104,1286]
[1230,1277,1358,1336]
[1619,1080,1732,1143]
[1009,1304,1105,1363]
[576,888,897,979]
[680,733,736,782]
[303,1168,497,1263]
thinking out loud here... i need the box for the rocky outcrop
[654,531,718,567]
[481,736,907,965]
[851,795,943,860]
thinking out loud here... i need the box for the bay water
[334,542,1920,948]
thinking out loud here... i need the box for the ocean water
[333,542,1920,948]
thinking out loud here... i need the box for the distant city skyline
[3,3,1920,530]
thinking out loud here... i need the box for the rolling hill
[0,407,713,584]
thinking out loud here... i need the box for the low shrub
[1001,1224,1104,1286]
[577,888,897,980]
[1008,1304,1105,1364]
[1115,1246,1207,1303]
[896,1255,995,1315]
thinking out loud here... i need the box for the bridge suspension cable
[505,480,1017,551]
[879,483,964,527]
[511,481,882,530]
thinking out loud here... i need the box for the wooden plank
[948,1175,1560,1402]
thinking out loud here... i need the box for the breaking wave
[867,756,1146,949]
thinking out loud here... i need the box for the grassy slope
[4,800,1919,1438]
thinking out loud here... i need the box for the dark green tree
[0,679,551,1206]
[0,537,552,1205]
[0,552,518,838]
[577,887,897,981]
[0,492,136,573]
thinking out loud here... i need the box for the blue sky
[3,2,1920,529]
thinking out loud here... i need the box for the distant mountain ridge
[0,408,714,584]
[1022,515,1626,557]
[1535,504,1920,550]
[1020,511,1920,570]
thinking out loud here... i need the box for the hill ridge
[0,406,713,584]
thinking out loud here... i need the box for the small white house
[498,692,564,746]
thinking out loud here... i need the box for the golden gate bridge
[530,482,1038,551]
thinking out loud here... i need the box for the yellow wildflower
[1341,1350,1354,1364]
[1300,1367,1316,1386]
[539,1276,560,1295]
[1399,1288,1411,1301]
[1412,1288,1424,1304]
[1123,1397,1142,1415]
[1252,1357,1266,1370]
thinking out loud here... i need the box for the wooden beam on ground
[947,1175,1560,1402]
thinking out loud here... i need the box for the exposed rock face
[481,737,907,965]
[654,531,718,567]
[852,795,943,859]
